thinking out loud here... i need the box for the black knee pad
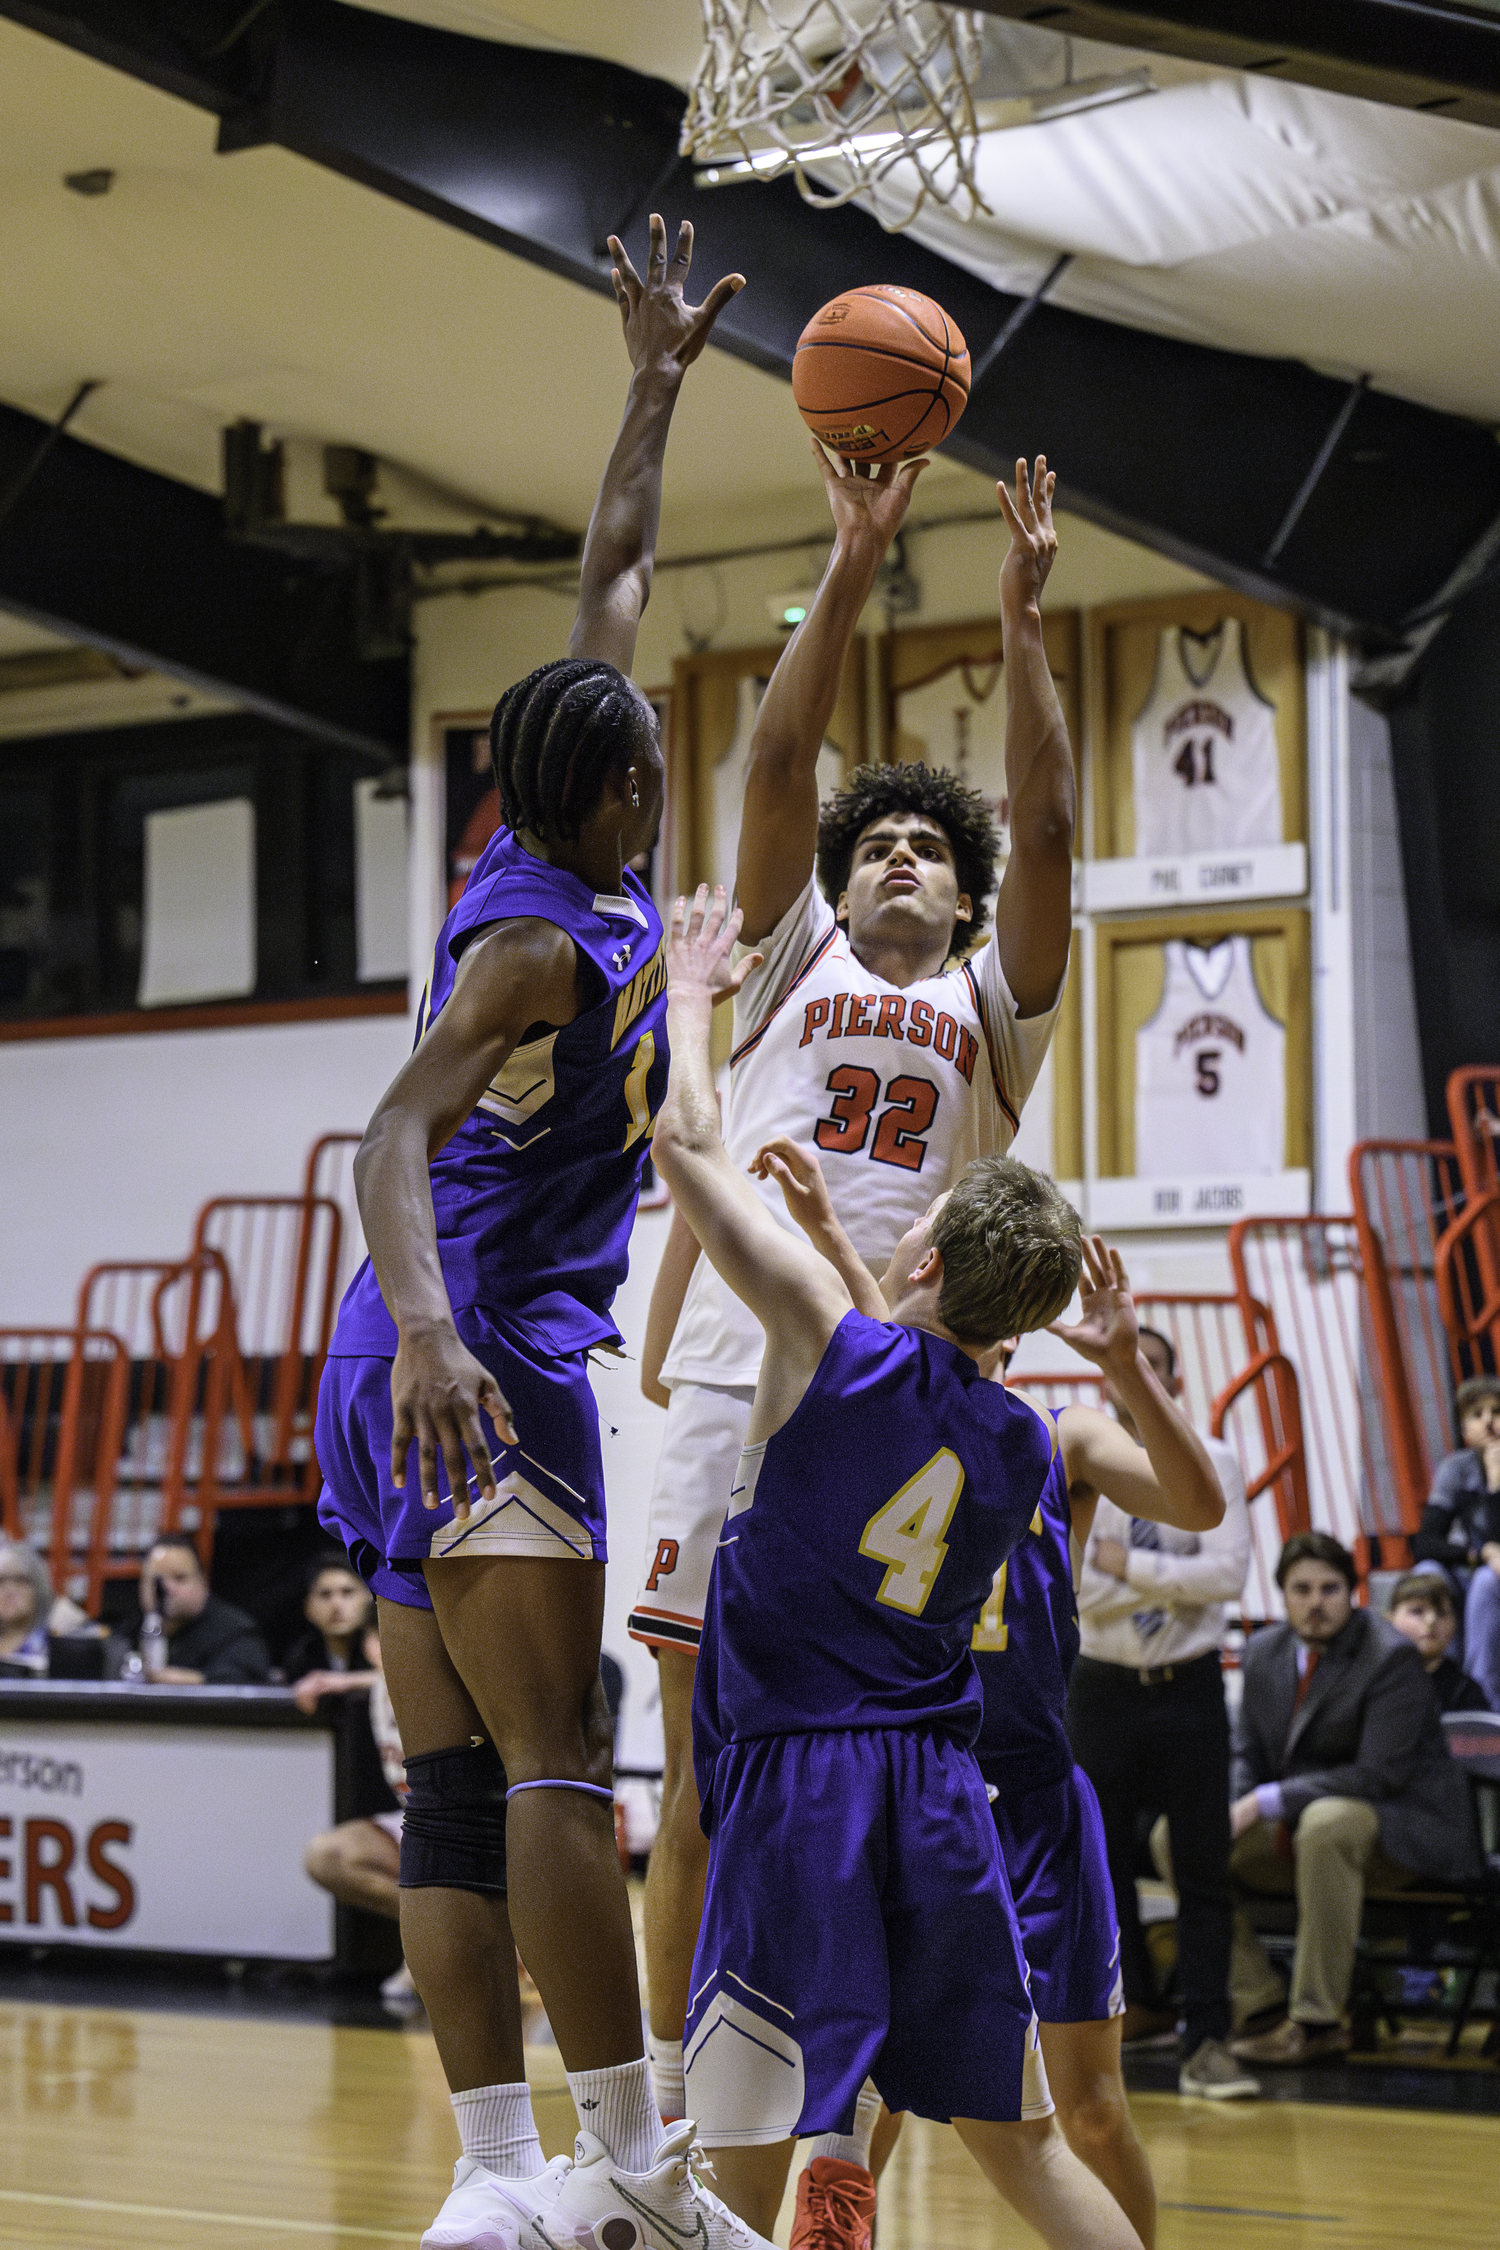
[399,1739,509,1897]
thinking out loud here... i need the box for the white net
[681,1,990,231]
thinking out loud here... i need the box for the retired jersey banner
[0,1721,335,1957]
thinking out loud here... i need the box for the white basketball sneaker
[422,2155,573,2250]
[539,2120,770,2250]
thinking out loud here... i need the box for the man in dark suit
[1227,1531,1478,2065]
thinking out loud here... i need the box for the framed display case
[881,610,1081,807]
[669,639,865,898]
[1092,904,1312,1228]
[1082,591,1306,914]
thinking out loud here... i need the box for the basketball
[791,285,970,464]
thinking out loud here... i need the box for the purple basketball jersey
[332,825,667,1359]
[693,1311,1058,1804]
[971,1426,1079,1792]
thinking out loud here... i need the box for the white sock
[808,2080,881,2170]
[451,2081,546,2178]
[567,2056,660,2174]
[647,2032,686,2122]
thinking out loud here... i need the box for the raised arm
[355,919,580,1516]
[653,890,852,1434]
[569,217,744,674]
[736,447,925,943]
[1049,1237,1224,1546]
[640,1201,702,1408]
[750,1135,887,1319]
[990,458,1076,1017]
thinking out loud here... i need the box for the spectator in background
[301,1624,417,2008]
[0,1539,53,1672]
[1386,1571,1490,1713]
[1413,1374,1500,1711]
[1065,1325,1256,2099]
[1228,1532,1479,2066]
[280,1554,376,1688]
[136,1536,270,1684]
[0,1537,89,1674]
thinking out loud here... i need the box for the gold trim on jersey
[611,944,666,1050]
[477,1028,558,1125]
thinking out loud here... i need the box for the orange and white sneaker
[789,2158,876,2250]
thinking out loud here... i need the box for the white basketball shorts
[627,1381,755,1655]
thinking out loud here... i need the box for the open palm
[1049,1234,1139,1377]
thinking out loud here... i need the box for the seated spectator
[0,1537,89,1674]
[280,1554,376,1688]
[1227,1532,1479,2067]
[136,1536,271,1684]
[0,1538,52,1673]
[302,1625,416,2009]
[1412,1374,1500,1710]
[1387,1571,1490,1713]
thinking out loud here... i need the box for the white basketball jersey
[1130,621,1281,857]
[713,677,844,894]
[661,877,1061,1388]
[1134,937,1285,1178]
[895,659,1008,823]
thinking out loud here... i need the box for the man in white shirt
[1065,1327,1255,2099]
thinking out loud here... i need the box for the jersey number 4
[816,1068,939,1172]
[859,1448,964,1614]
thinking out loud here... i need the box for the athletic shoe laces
[673,2140,754,2246]
[793,2173,872,2250]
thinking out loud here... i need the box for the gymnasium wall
[0,1012,410,1328]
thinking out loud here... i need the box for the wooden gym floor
[2,1988,1497,2250]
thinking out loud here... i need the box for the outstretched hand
[667,885,761,1008]
[1047,1234,1139,1377]
[608,215,745,378]
[997,455,1058,613]
[811,439,927,560]
[750,1134,836,1239]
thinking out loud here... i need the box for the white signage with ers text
[0,1721,335,1957]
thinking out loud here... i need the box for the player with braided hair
[316,219,761,2250]
[630,449,1078,2171]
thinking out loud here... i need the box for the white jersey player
[630,447,1077,2132]
[1134,935,1286,1176]
[1131,620,1282,858]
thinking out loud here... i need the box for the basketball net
[681,1,991,231]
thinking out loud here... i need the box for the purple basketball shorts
[315,1305,607,1609]
[684,1726,1051,2143]
[989,1763,1124,2025]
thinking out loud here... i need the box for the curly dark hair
[815,762,1001,957]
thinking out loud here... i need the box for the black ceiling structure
[3,0,1500,661]
[976,3,1500,130]
[0,397,408,757]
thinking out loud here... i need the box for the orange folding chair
[188,1194,343,1551]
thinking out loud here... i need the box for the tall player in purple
[756,1143,1222,2250]
[639,886,1203,2250]
[316,222,755,2250]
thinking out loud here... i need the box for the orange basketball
[792,285,970,464]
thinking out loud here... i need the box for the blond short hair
[930,1156,1082,1347]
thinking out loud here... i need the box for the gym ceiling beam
[972,4,1500,132]
[0,398,409,759]
[6,1,1500,648]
